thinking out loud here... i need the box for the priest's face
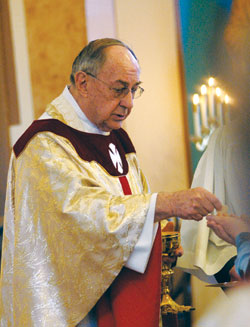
[85,46,141,132]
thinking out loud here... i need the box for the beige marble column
[23,0,88,118]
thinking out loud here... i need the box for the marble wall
[23,0,87,118]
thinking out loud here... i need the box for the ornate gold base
[161,293,195,315]
[161,230,195,315]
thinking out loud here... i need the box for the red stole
[95,176,162,327]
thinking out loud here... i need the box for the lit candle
[224,94,230,124]
[192,93,202,137]
[208,77,216,122]
[215,87,224,125]
[200,84,209,130]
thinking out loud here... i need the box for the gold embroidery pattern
[0,97,152,326]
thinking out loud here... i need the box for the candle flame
[208,77,215,87]
[215,87,221,97]
[201,85,207,95]
[224,94,229,104]
[193,94,200,105]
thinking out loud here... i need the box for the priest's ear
[74,71,88,96]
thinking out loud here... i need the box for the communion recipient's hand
[229,265,242,282]
[206,214,250,245]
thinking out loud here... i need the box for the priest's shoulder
[13,119,75,158]
[13,121,137,158]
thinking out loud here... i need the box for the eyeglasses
[85,72,144,99]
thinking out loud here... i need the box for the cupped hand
[206,214,250,244]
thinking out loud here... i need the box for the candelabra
[191,77,231,151]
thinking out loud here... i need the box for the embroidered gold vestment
[0,92,153,326]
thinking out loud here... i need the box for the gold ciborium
[161,231,194,315]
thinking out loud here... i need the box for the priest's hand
[162,221,183,265]
[162,246,183,266]
[154,187,222,222]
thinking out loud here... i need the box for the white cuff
[125,193,158,273]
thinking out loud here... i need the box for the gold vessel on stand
[161,230,195,315]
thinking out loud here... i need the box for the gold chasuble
[0,92,162,326]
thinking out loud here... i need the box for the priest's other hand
[162,221,184,266]
[162,221,183,265]
[162,246,183,266]
[155,187,222,222]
